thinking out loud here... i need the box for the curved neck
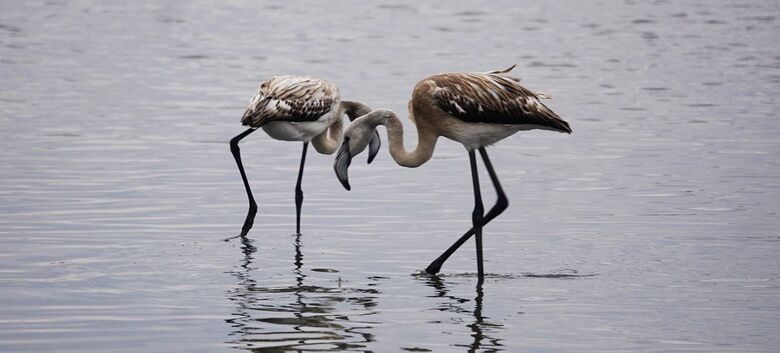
[341,100,372,121]
[311,117,342,155]
[311,100,371,155]
[383,112,437,168]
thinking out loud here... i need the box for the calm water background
[1,1,779,352]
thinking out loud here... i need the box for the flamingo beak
[334,139,352,190]
[367,130,381,164]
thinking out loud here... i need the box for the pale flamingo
[230,75,380,237]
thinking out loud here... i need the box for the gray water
[1,1,779,352]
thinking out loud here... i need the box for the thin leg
[295,142,309,234]
[469,150,485,278]
[425,147,508,275]
[230,128,258,238]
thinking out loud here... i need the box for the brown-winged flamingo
[333,65,571,278]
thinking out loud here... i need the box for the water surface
[1,0,779,352]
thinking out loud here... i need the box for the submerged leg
[295,142,309,234]
[425,147,508,275]
[230,128,258,238]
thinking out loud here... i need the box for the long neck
[383,112,437,168]
[312,100,371,155]
[341,100,372,121]
[311,118,343,155]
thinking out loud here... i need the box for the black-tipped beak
[334,139,352,190]
[367,130,381,164]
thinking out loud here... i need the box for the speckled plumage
[241,75,340,127]
[230,75,377,237]
[426,66,571,133]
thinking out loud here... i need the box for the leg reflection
[225,234,379,351]
[240,236,257,270]
[293,233,305,286]
[468,282,485,353]
[419,275,504,352]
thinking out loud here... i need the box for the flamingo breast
[262,109,340,142]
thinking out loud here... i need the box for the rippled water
[1,1,779,352]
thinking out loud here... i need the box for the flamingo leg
[469,150,486,278]
[425,147,508,275]
[230,128,258,238]
[295,142,309,234]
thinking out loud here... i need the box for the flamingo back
[241,76,340,127]
[426,69,571,133]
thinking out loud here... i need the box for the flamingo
[333,65,571,278]
[230,75,380,237]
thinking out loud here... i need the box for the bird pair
[230,65,572,278]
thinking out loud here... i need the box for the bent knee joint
[497,196,509,211]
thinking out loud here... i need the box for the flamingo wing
[429,71,571,133]
[241,76,340,127]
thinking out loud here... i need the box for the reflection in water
[3,0,779,351]
[422,275,504,352]
[225,235,379,352]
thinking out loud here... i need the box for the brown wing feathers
[431,71,571,133]
[241,76,339,127]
